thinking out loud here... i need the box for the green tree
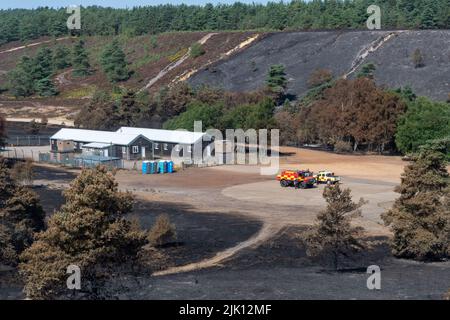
[381,144,450,260]
[266,64,287,99]
[357,62,376,79]
[35,77,58,97]
[395,97,450,154]
[20,166,147,299]
[100,39,130,83]
[53,45,72,69]
[190,42,205,58]
[32,47,54,80]
[303,184,366,270]
[7,56,35,97]
[72,40,91,77]
[164,101,224,131]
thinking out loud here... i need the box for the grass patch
[61,85,97,99]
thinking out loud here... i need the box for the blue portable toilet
[158,160,166,174]
[142,161,150,174]
[149,161,157,174]
[167,160,174,173]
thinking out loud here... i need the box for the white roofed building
[50,127,210,161]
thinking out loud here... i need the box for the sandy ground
[104,147,407,275]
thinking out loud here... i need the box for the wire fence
[6,135,50,147]
[0,148,124,170]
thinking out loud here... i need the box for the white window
[163,143,168,151]
[187,145,192,153]
[132,146,139,154]
[122,147,127,154]
[154,143,159,150]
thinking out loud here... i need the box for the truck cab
[315,171,341,185]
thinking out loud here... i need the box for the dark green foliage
[0,1,448,46]
[53,45,72,69]
[7,47,59,97]
[357,62,376,79]
[7,56,35,97]
[164,98,276,131]
[72,40,91,77]
[35,77,58,97]
[395,97,450,154]
[100,39,130,83]
[266,64,287,95]
[164,101,224,131]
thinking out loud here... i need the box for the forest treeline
[1,0,449,45]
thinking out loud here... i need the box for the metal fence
[0,148,40,161]
[38,153,124,169]
[6,135,50,146]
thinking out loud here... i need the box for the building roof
[116,127,207,145]
[51,128,145,146]
[82,142,112,149]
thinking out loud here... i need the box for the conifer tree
[100,39,130,83]
[71,39,91,77]
[382,144,450,260]
[53,45,72,70]
[20,166,146,299]
[7,56,35,97]
[0,162,45,266]
[303,184,366,270]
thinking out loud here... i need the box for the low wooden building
[50,127,211,161]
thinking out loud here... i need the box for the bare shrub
[11,160,34,186]
[334,140,353,153]
[148,214,176,247]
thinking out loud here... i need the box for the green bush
[396,97,450,154]
[190,43,205,58]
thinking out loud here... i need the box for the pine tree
[381,144,450,261]
[32,47,54,80]
[35,77,58,97]
[303,184,366,270]
[19,166,146,299]
[357,63,376,79]
[7,56,35,97]
[118,90,140,126]
[71,40,91,77]
[266,64,287,103]
[266,64,287,94]
[0,161,45,266]
[100,39,130,83]
[53,45,72,70]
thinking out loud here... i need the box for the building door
[104,149,109,157]
[141,146,146,159]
